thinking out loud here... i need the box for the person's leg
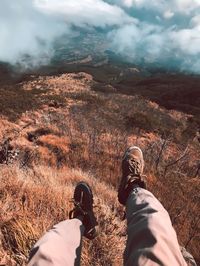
[28,182,97,266]
[125,187,187,266]
[28,219,84,266]
[118,146,187,266]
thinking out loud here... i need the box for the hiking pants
[28,188,188,266]
[28,219,84,266]
[125,187,187,265]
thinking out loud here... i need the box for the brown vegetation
[0,72,199,265]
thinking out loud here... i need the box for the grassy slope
[0,72,199,265]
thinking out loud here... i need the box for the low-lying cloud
[1,0,200,73]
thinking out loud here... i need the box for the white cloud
[0,0,69,66]
[121,0,134,8]
[0,0,200,73]
[174,0,200,14]
[163,10,174,20]
[35,0,133,27]
[170,27,200,56]
[190,15,200,27]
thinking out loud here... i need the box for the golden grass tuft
[1,217,39,264]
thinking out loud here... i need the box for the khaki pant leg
[28,219,84,266]
[125,188,187,266]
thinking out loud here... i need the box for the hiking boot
[118,146,146,205]
[69,182,98,240]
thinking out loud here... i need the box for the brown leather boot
[118,146,146,206]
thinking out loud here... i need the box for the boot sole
[73,182,93,212]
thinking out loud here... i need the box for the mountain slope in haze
[0,71,199,265]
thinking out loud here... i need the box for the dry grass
[0,165,125,265]
[0,72,199,265]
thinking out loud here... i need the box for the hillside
[0,71,200,265]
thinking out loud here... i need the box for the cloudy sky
[0,0,200,72]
